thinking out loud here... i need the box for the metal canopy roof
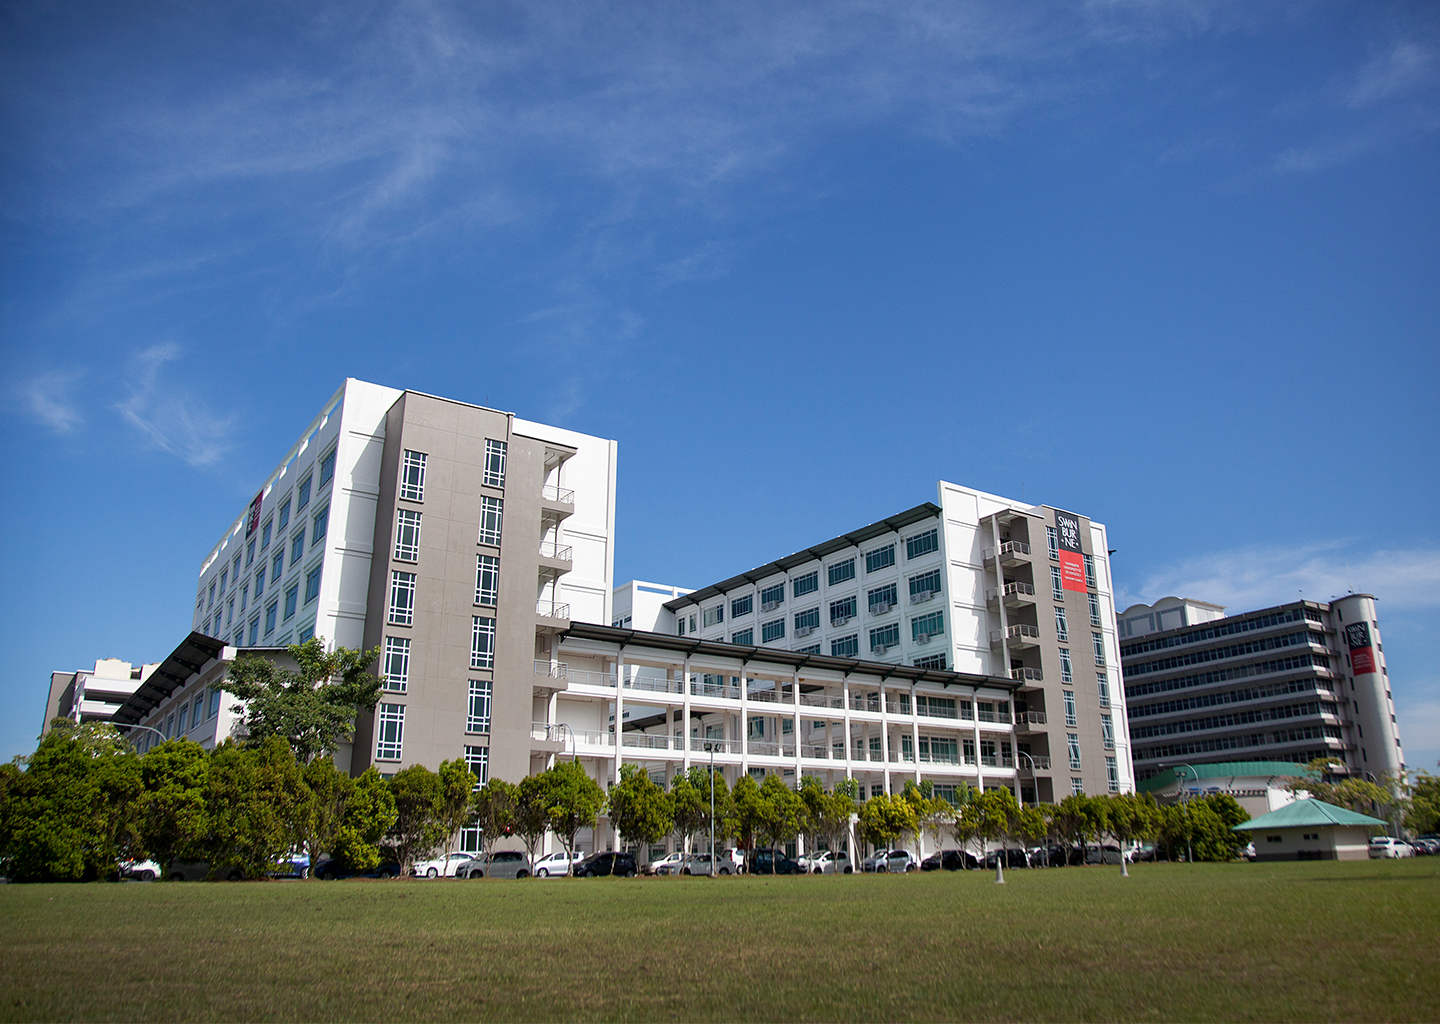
[665,502,942,610]
[1232,799,1387,831]
[111,631,228,726]
[559,621,1018,693]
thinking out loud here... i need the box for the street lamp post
[1016,750,1038,808]
[704,741,717,876]
[116,724,167,750]
[556,722,576,762]
[1159,762,1198,864]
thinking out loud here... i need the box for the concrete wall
[1249,824,1371,862]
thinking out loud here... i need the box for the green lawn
[2,859,1437,1022]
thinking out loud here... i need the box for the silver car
[457,850,531,879]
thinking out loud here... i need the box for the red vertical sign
[245,492,264,536]
[1345,622,1376,675]
[1055,510,1087,592]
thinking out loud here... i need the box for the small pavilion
[1234,799,1386,861]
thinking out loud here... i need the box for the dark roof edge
[112,632,228,726]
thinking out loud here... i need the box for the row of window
[1136,724,1343,762]
[1119,606,1320,658]
[1128,675,1336,719]
[203,504,329,631]
[1124,630,1325,677]
[1129,700,1339,740]
[150,686,224,742]
[373,693,493,768]
[690,569,944,637]
[398,441,508,506]
[1122,653,1328,700]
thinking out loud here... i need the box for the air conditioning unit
[872,602,892,616]
[873,643,889,655]
[761,600,780,612]
[915,633,930,645]
[795,626,814,638]
[913,590,934,604]
[833,615,851,627]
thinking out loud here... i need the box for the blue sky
[2,0,1437,770]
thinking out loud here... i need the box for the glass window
[297,475,312,512]
[868,582,897,614]
[1089,593,1101,626]
[291,531,305,566]
[246,538,256,567]
[731,594,753,619]
[319,447,336,487]
[865,544,895,573]
[483,440,507,488]
[908,569,942,600]
[1084,554,1097,589]
[389,571,416,626]
[261,518,272,550]
[828,558,856,587]
[794,607,820,633]
[830,595,857,625]
[914,653,947,669]
[1072,777,1085,796]
[730,628,753,645]
[1063,690,1077,727]
[248,617,260,646]
[760,583,785,607]
[1051,566,1064,601]
[479,496,503,546]
[1106,756,1119,793]
[400,450,427,501]
[464,745,489,786]
[207,581,215,609]
[375,704,405,761]
[273,551,284,581]
[254,569,265,602]
[305,565,322,604]
[1046,526,1058,559]
[703,604,724,627]
[208,688,221,719]
[911,610,943,641]
[792,571,819,598]
[467,679,492,733]
[219,569,228,595]
[1067,733,1082,771]
[1059,648,1073,683]
[264,601,278,637]
[471,616,495,669]
[1093,632,1107,666]
[1055,606,1069,642]
[283,583,298,621]
[906,528,938,560]
[278,498,290,531]
[1101,714,1114,748]
[869,623,900,652]
[383,638,410,692]
[394,509,422,561]
[761,618,785,643]
[239,583,248,613]
[311,506,328,547]
[475,554,499,605]
[1097,672,1110,708]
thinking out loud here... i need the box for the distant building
[1119,594,1404,782]
[612,580,693,632]
[1135,760,1308,819]
[43,657,159,733]
[1233,799,1386,862]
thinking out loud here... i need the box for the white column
[911,681,922,785]
[739,661,749,776]
[973,686,985,792]
[682,653,692,776]
[793,669,803,781]
[613,651,624,850]
[880,685,891,795]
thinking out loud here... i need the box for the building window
[1088,593,1101,627]
[1051,566,1064,601]
[219,569,228,596]
[1097,672,1110,707]
[1064,690,1077,727]
[483,439,507,488]
[870,623,900,653]
[248,617,260,645]
[1068,734,1082,771]
[226,596,235,626]
[319,447,336,488]
[1072,777,1085,796]
[830,595,857,625]
[794,607,820,633]
[246,538,256,567]
[868,582,898,614]
[703,604,724,628]
[375,704,405,761]
[465,745,489,786]
[731,594,754,619]
[291,531,305,567]
[1059,648,1073,683]
[908,569,942,600]
[400,450,427,502]
[760,583,785,608]
[761,618,786,643]
[239,583,248,614]
[676,617,685,636]
[261,518,272,550]
[828,558,856,587]
[792,571,819,598]
[475,554,499,605]
[297,474,312,512]
[796,644,821,655]
[264,601,278,637]
[731,628,753,645]
[1106,756,1119,793]
[478,496,503,546]
[273,551,284,582]
[283,583,299,622]
[866,544,896,573]
[906,528,939,560]
[278,498,291,532]
[389,571,416,626]
[1093,632,1106,667]
[1084,554,1097,589]
[383,638,410,692]
[304,565,322,604]
[471,616,495,669]
[1101,714,1114,748]
[312,506,328,546]
[1055,606,1069,643]
[1046,526,1058,559]
[912,610,945,643]
[208,581,216,609]
[467,679,492,733]
[208,688,221,718]
[394,509,422,562]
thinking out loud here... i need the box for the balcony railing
[539,542,573,562]
[980,755,1017,769]
[690,736,740,755]
[625,674,684,695]
[621,732,673,750]
[690,679,741,700]
[977,709,1013,724]
[799,692,844,709]
[536,600,570,619]
[1016,711,1048,726]
[849,694,882,713]
[566,668,618,689]
[990,624,1040,644]
[1010,667,1043,683]
[532,660,569,680]
[542,484,576,505]
[986,582,1036,602]
[800,743,829,758]
[984,541,1031,561]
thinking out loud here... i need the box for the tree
[798,777,854,860]
[857,792,917,857]
[222,638,382,764]
[331,767,395,872]
[544,759,605,867]
[756,774,803,871]
[969,786,1044,883]
[138,740,211,874]
[1407,772,1439,835]
[608,764,674,859]
[514,776,552,867]
[295,756,352,879]
[1051,794,1100,863]
[436,759,478,852]
[470,778,518,862]
[387,764,447,875]
[201,736,305,879]
[1103,793,1160,877]
[726,774,766,854]
[950,797,983,868]
[669,770,708,856]
[902,780,955,860]
[1192,793,1249,861]
[1284,759,1408,828]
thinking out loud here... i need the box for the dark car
[1085,845,1124,865]
[747,849,806,875]
[1043,845,1087,867]
[921,849,979,871]
[576,852,638,877]
[314,859,401,879]
[983,848,1031,869]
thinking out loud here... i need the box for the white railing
[540,542,573,561]
[625,674,684,695]
[1017,711,1047,725]
[689,737,740,754]
[621,733,672,750]
[990,624,1040,643]
[983,541,1031,560]
[532,660,569,680]
[918,752,962,766]
[799,692,844,709]
[750,741,781,757]
[537,601,570,619]
[986,582,1036,602]
[1011,667,1043,682]
[746,688,782,704]
[800,743,829,759]
[542,484,575,505]
[566,668,618,689]
[917,705,959,720]
[530,722,567,744]
[849,695,882,713]
[690,680,741,700]
[977,710,1013,725]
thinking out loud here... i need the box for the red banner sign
[245,492,264,536]
[1054,510,1088,593]
[1345,622,1376,675]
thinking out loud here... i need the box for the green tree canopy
[331,767,395,872]
[544,759,605,864]
[470,778,518,861]
[857,792,917,854]
[222,638,381,764]
[200,735,306,879]
[1408,771,1439,835]
[608,764,674,854]
[387,764,448,874]
[514,775,552,865]
[669,771,708,854]
[725,774,766,853]
[138,739,211,873]
[755,774,804,868]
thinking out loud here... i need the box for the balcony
[542,484,575,505]
[537,540,573,577]
[689,736,740,755]
[983,541,1031,568]
[533,660,569,684]
[1010,666,1043,684]
[1015,711,1048,728]
[986,582,1037,609]
[565,667,618,689]
[799,692,844,709]
[990,624,1040,649]
[1019,755,1052,771]
[977,709,1013,725]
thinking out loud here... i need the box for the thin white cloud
[1125,542,1440,613]
[13,370,84,434]
[113,345,235,468]
[1346,40,1436,109]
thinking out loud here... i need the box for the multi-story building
[115,378,618,785]
[1118,594,1405,782]
[653,482,1132,802]
[43,657,159,732]
[611,580,693,631]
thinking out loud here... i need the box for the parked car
[797,850,852,874]
[314,859,402,879]
[983,848,1031,870]
[1127,844,1157,863]
[167,860,222,881]
[532,851,585,877]
[748,849,806,875]
[1041,845,1087,867]
[1369,836,1414,859]
[862,850,919,873]
[1085,845,1124,865]
[921,849,978,872]
[119,859,162,881]
[411,852,476,878]
[682,849,745,875]
[270,854,310,879]
[456,850,530,879]
[575,852,638,877]
[645,852,686,876]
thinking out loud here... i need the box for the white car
[120,859,162,881]
[532,851,585,877]
[797,850,852,875]
[411,852,477,878]
[456,850,531,879]
[648,852,687,876]
[1369,836,1414,859]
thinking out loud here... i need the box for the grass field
[2,859,1437,1022]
